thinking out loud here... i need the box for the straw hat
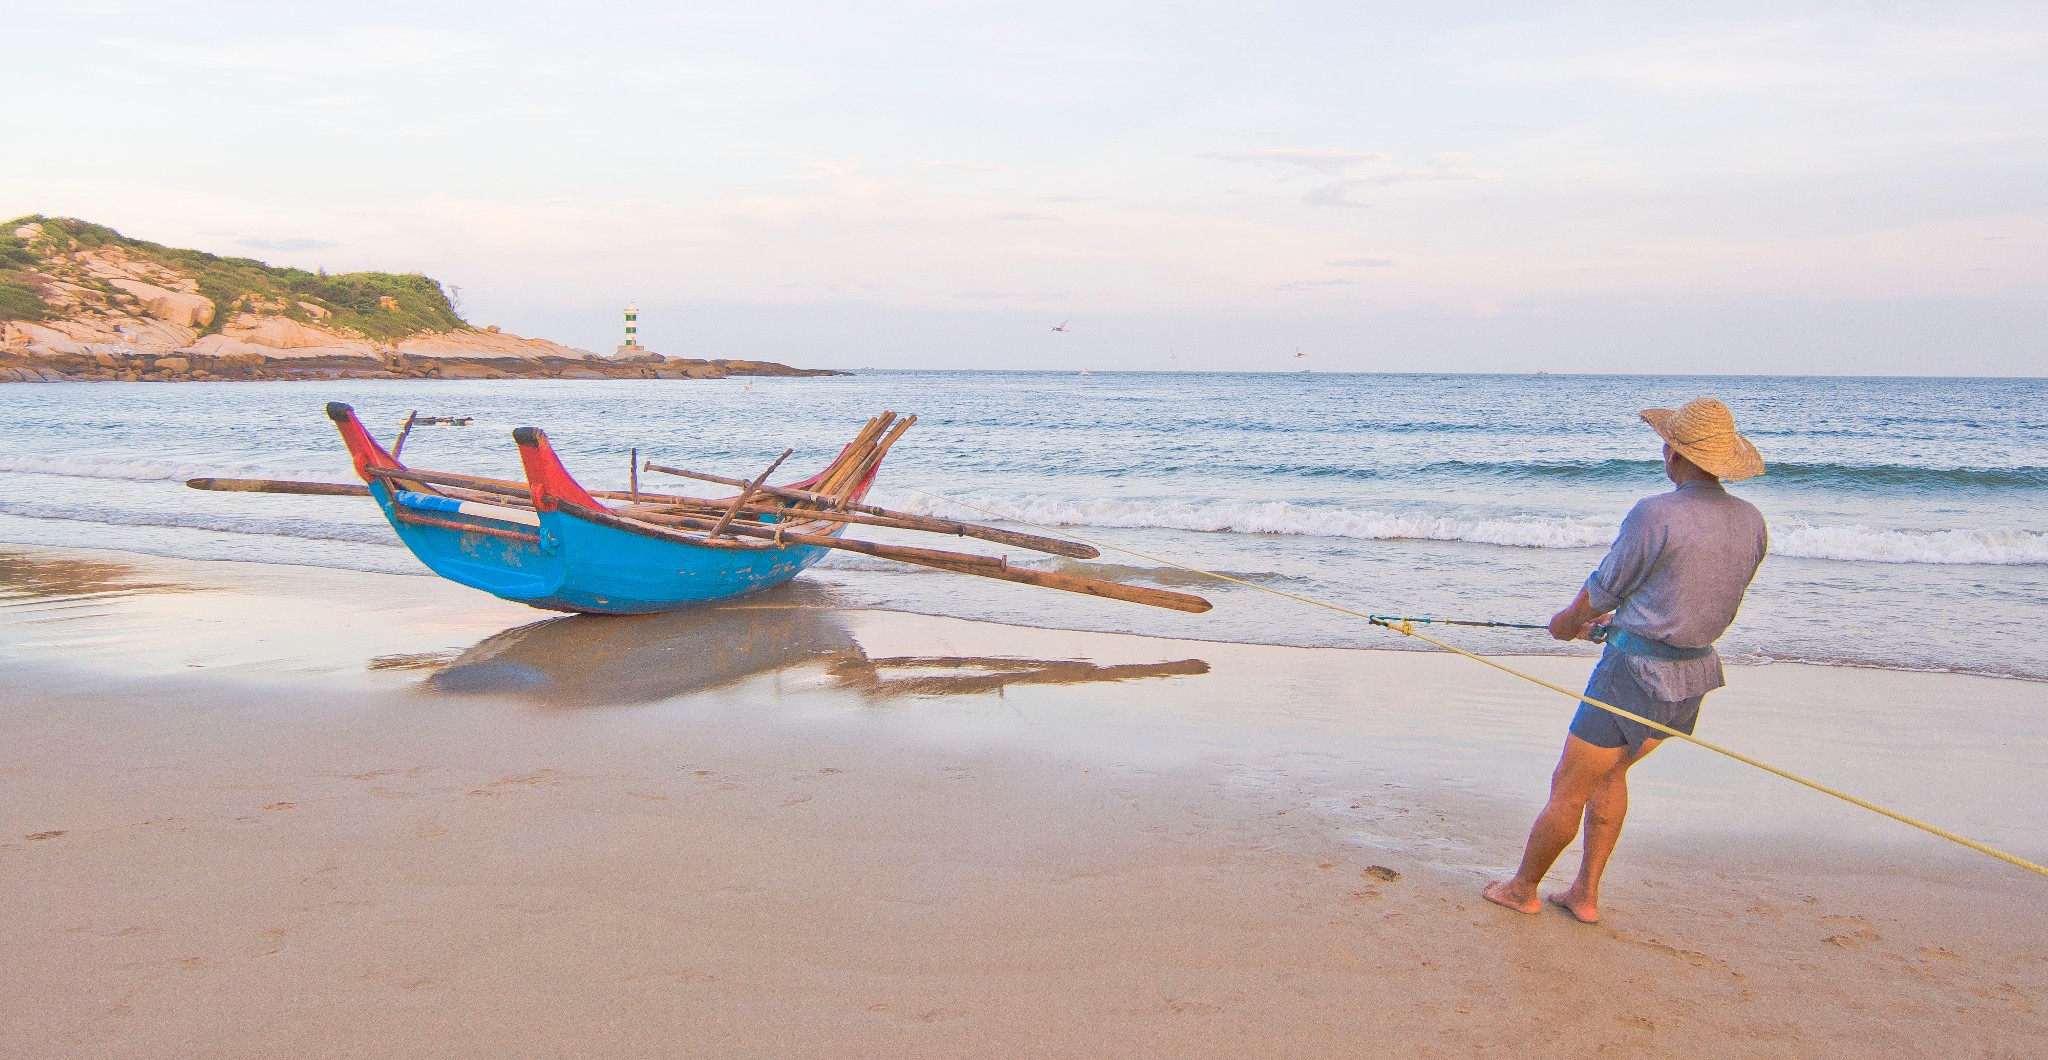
[1639,398,1766,481]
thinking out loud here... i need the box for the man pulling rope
[1484,397,1770,923]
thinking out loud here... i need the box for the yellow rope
[906,487,2048,879]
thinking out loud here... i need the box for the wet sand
[2,544,2043,1057]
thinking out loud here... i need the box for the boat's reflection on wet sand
[400,583,1210,708]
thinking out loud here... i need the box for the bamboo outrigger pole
[638,462,1098,559]
[559,499,1212,614]
[186,477,372,498]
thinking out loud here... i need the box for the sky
[5,0,2044,374]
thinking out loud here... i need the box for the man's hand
[1549,588,1610,642]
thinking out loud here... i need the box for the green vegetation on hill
[0,227,44,322]
[0,215,469,341]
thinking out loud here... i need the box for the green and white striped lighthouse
[623,302,639,348]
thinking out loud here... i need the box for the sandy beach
[3,543,2043,1057]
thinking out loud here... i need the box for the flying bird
[1051,320,1070,332]
[1294,347,1307,359]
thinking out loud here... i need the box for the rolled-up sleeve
[1586,502,1660,614]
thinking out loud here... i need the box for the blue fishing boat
[323,401,885,614]
[187,404,1210,616]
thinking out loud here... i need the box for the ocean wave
[0,500,400,547]
[0,452,342,484]
[880,493,1618,549]
[2,488,2036,569]
[813,551,1296,587]
[0,453,228,482]
[1771,525,2048,565]
[878,492,2048,565]
[1411,459,2048,490]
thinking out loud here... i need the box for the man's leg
[1483,734,1629,914]
[1547,737,1662,923]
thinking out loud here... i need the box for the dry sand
[2,544,2043,1057]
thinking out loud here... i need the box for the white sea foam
[0,453,217,482]
[0,500,397,546]
[1771,524,2048,565]
[0,452,331,483]
[877,492,2048,565]
[879,492,1618,549]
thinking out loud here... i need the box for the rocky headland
[0,216,846,383]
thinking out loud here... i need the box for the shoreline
[4,535,2039,687]
[4,542,2045,1056]
[0,352,849,383]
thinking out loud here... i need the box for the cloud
[1306,163,1486,207]
[1206,148,1491,207]
[1328,257,1394,268]
[904,157,997,171]
[1272,278,1356,291]
[1200,148,1388,175]
[238,236,339,252]
[991,212,1057,222]
[1304,184,1374,209]
[784,160,861,181]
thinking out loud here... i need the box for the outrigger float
[187,403,1211,616]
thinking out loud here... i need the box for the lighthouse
[616,303,651,357]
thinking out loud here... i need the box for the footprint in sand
[780,795,813,808]
[1824,926,1882,948]
[26,830,65,841]
[1363,865,1401,882]
[870,1005,967,1024]
[487,769,564,789]
[351,766,430,781]
[262,803,295,812]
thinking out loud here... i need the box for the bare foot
[1546,889,1600,924]
[1483,880,1540,915]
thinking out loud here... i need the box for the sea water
[0,372,2041,680]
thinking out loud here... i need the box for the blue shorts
[1569,651,1705,754]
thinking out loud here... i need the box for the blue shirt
[1584,480,1769,700]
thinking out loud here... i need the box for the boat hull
[531,504,831,614]
[331,402,852,615]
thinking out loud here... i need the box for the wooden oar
[562,501,1211,614]
[187,477,371,497]
[636,497,1092,558]
[352,466,696,508]
[640,462,1099,559]
[358,466,535,501]
[706,448,792,539]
